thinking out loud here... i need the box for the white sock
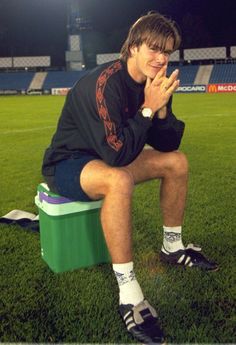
[162,225,185,253]
[113,261,144,306]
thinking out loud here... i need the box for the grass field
[0,93,235,343]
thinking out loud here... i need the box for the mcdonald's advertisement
[175,83,236,93]
[207,83,236,93]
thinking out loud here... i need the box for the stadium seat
[0,72,34,90]
[1,64,235,92]
[167,65,199,85]
[209,64,236,83]
[43,70,87,89]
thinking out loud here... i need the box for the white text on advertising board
[176,85,206,93]
[218,84,236,92]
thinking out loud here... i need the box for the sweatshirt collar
[120,59,145,91]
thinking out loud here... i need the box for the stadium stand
[43,71,87,89]
[167,65,199,85]
[0,72,34,90]
[0,63,235,92]
[44,65,199,88]
[209,64,236,83]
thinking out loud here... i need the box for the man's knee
[106,168,134,195]
[166,151,189,177]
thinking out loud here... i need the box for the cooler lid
[35,183,102,215]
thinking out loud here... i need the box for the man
[42,12,218,344]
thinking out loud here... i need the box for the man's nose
[156,52,167,63]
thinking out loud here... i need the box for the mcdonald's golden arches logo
[208,84,217,93]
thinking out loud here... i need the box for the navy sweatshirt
[42,60,185,177]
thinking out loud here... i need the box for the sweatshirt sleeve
[146,96,185,152]
[71,77,152,167]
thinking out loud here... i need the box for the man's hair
[120,11,181,61]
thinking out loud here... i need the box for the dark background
[0,0,235,67]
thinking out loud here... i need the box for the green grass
[0,94,235,343]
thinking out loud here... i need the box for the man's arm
[146,113,185,152]
[70,79,152,167]
[142,66,185,151]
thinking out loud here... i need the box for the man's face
[128,38,174,83]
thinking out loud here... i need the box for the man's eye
[149,47,160,52]
[149,47,172,56]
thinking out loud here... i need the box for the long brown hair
[120,12,181,61]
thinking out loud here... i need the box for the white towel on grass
[0,209,39,231]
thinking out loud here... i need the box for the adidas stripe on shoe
[160,244,218,271]
[119,299,165,344]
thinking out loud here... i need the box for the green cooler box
[35,183,110,273]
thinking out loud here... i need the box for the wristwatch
[139,107,154,120]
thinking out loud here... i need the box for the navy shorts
[53,154,98,202]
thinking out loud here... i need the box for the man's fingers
[166,79,180,94]
[164,69,179,89]
[152,78,163,87]
[169,68,179,82]
[145,77,152,88]
[153,65,167,83]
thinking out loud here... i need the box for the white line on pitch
[1,126,55,134]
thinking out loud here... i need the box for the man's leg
[81,160,145,306]
[80,150,188,287]
[80,159,134,263]
[124,148,188,253]
[80,157,165,343]
[81,148,217,265]
[125,148,188,227]
[80,149,188,263]
[124,147,218,271]
[80,149,188,265]
[79,149,216,343]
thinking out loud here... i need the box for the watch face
[142,107,153,118]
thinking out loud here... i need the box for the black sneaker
[160,244,218,271]
[119,299,165,344]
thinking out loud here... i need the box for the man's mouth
[149,64,164,69]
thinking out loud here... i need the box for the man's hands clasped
[143,66,180,119]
